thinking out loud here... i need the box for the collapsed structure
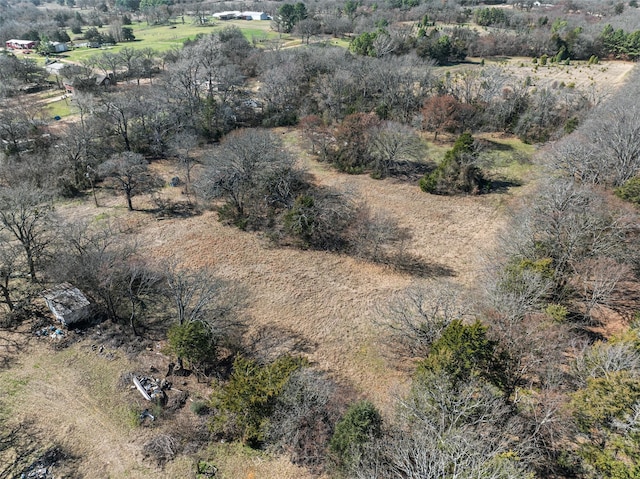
[42,282,92,327]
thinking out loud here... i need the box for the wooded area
[2,0,640,477]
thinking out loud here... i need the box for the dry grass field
[482,57,635,97]
[0,127,529,477]
[9,55,633,472]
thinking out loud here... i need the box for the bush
[615,177,640,205]
[329,400,382,469]
[419,133,488,195]
[283,194,316,245]
[190,400,210,416]
[167,321,217,371]
[267,369,340,471]
[417,319,501,386]
[546,303,568,322]
[210,355,308,447]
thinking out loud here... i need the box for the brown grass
[1,128,528,478]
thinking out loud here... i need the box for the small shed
[51,42,68,53]
[42,283,92,327]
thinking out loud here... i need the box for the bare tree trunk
[0,279,13,311]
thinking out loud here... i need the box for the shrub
[283,194,316,244]
[417,319,501,386]
[190,400,210,416]
[167,321,217,371]
[615,177,640,205]
[419,133,488,195]
[210,355,308,447]
[546,303,568,322]
[329,400,382,469]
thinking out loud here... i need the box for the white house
[212,11,270,20]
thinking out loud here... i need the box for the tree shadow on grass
[488,177,523,193]
[386,160,436,182]
[393,258,456,278]
[145,197,203,219]
[0,334,22,372]
[1,421,80,479]
[244,325,317,363]
[374,252,456,279]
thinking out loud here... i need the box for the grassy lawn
[62,17,284,63]
[43,98,74,119]
[475,133,536,184]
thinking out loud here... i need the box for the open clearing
[483,56,635,96]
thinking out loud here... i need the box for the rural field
[3,0,640,476]
[0,125,530,477]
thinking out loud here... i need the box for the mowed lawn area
[62,18,287,62]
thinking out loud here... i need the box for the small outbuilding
[42,282,92,327]
[5,39,37,50]
[50,42,68,53]
[212,10,270,20]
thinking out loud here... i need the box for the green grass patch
[0,376,29,398]
[476,135,535,185]
[44,98,73,119]
[425,140,452,165]
[0,376,30,421]
[327,37,351,49]
[64,17,282,63]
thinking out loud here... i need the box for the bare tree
[118,47,143,84]
[0,98,39,156]
[267,368,339,470]
[51,219,144,326]
[376,282,468,359]
[369,122,427,178]
[0,236,21,311]
[574,257,632,322]
[573,340,640,387]
[295,18,321,45]
[352,372,533,479]
[545,134,608,185]
[162,261,245,371]
[502,178,637,301]
[100,92,135,151]
[372,31,395,57]
[169,132,199,199]
[163,262,224,327]
[585,96,640,186]
[0,186,53,282]
[350,206,411,264]
[124,259,161,336]
[98,151,154,211]
[196,129,299,221]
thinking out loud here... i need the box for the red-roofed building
[5,39,37,50]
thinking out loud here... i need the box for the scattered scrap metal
[140,408,155,422]
[35,325,65,340]
[133,375,167,403]
[19,447,62,479]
